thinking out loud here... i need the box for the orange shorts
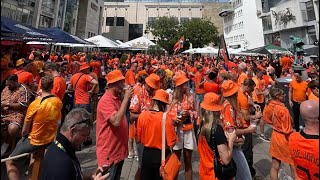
[129,124,135,139]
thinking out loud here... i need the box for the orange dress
[198,136,217,180]
[263,100,294,165]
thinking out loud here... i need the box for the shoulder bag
[211,124,237,180]
[160,112,181,180]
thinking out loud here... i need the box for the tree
[147,45,165,57]
[145,16,181,54]
[180,18,220,49]
[146,17,220,54]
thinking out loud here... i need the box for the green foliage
[147,45,165,56]
[146,17,219,55]
[120,53,127,64]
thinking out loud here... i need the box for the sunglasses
[70,119,90,129]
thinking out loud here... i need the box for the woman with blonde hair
[263,88,297,180]
[168,74,196,180]
[220,80,259,180]
[198,92,237,179]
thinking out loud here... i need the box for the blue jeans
[107,160,124,180]
[189,80,195,92]
[74,104,91,113]
[196,94,204,104]
[233,146,252,180]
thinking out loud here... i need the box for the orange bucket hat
[221,80,240,97]
[137,70,148,77]
[200,92,223,111]
[145,73,160,90]
[16,58,25,67]
[152,89,169,104]
[106,70,125,85]
[79,63,90,71]
[175,74,189,87]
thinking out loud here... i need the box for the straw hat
[175,74,189,87]
[152,89,169,104]
[106,70,125,85]
[221,80,240,97]
[79,63,90,71]
[145,73,160,90]
[200,92,223,111]
[16,58,25,67]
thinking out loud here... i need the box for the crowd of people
[0,47,319,180]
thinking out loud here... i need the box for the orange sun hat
[175,74,189,87]
[200,92,223,111]
[145,73,160,90]
[79,63,90,71]
[221,80,240,97]
[152,89,169,104]
[106,70,125,85]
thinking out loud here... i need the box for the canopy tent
[85,35,119,48]
[41,27,91,44]
[116,40,131,48]
[123,36,155,49]
[1,16,55,42]
[243,44,292,55]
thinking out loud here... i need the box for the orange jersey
[125,69,136,86]
[194,72,206,94]
[15,70,34,85]
[290,80,308,103]
[289,131,319,180]
[70,73,93,104]
[136,111,177,149]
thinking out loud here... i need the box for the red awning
[1,40,23,45]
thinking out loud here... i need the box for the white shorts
[173,125,197,151]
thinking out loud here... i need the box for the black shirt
[40,132,82,180]
[209,124,228,150]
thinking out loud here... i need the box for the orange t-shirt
[38,76,66,101]
[280,57,292,70]
[136,111,177,150]
[125,69,136,86]
[15,70,34,85]
[289,131,319,180]
[70,73,93,104]
[308,92,319,102]
[25,95,62,145]
[252,77,266,103]
[237,89,250,126]
[203,82,219,94]
[194,72,206,94]
[220,100,247,130]
[89,60,102,77]
[289,80,308,103]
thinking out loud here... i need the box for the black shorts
[10,137,50,159]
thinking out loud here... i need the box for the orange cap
[221,80,240,97]
[79,63,90,71]
[200,92,223,111]
[175,74,189,87]
[106,70,125,85]
[152,89,169,104]
[137,70,148,77]
[145,73,160,90]
[16,58,25,67]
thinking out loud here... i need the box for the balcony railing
[301,10,316,22]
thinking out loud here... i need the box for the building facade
[256,0,318,49]
[219,0,265,50]
[1,0,103,37]
[102,0,228,42]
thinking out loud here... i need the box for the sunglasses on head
[70,119,90,129]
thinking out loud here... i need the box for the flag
[220,35,229,62]
[173,36,184,54]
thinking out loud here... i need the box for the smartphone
[101,162,114,176]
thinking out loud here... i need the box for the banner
[173,36,184,54]
[220,35,229,62]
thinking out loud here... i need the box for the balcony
[301,10,316,22]
[218,7,234,17]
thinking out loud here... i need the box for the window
[306,1,316,21]
[129,24,143,40]
[116,17,124,26]
[148,17,156,24]
[106,17,114,26]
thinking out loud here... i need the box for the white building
[219,0,265,50]
[257,0,318,49]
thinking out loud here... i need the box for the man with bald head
[288,100,319,180]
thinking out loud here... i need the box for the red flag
[220,35,229,62]
[173,36,184,54]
